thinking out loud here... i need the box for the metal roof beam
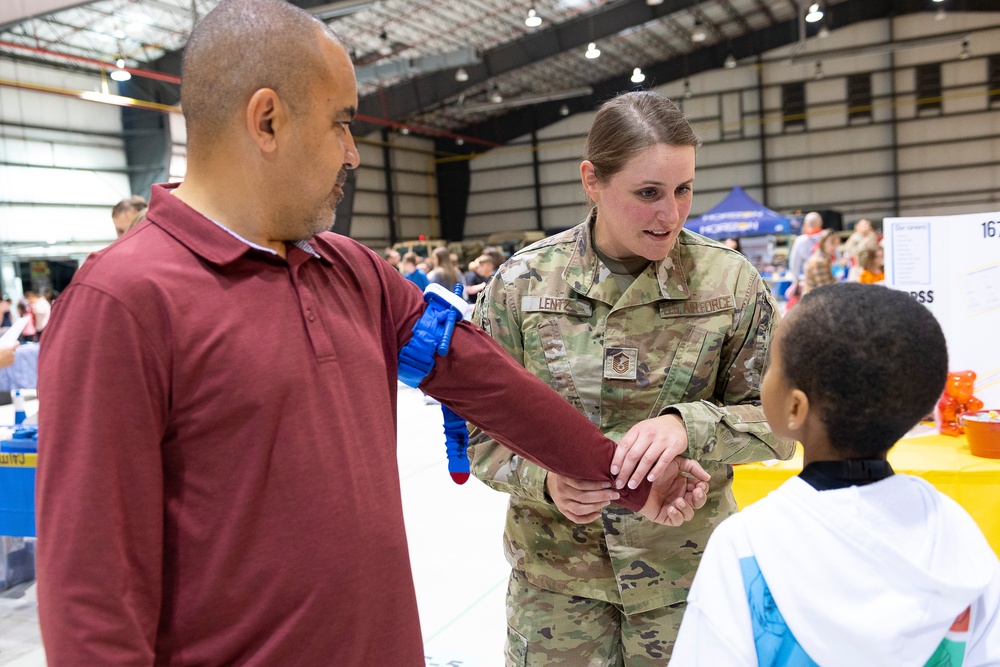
[451,0,999,145]
[350,0,708,135]
[355,46,480,83]
[0,0,90,32]
[718,0,754,33]
[753,0,777,25]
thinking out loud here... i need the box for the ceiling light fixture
[691,19,707,43]
[631,67,646,83]
[814,61,824,80]
[110,58,131,82]
[724,53,737,69]
[400,127,410,135]
[455,67,469,82]
[935,6,946,19]
[490,87,503,104]
[683,78,693,99]
[560,103,570,116]
[525,8,542,27]
[818,23,830,38]
[647,0,664,5]
[960,38,970,59]
[585,42,601,59]
[456,138,464,146]
[378,30,393,56]
[805,3,824,23]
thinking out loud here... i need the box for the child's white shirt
[669,474,1000,666]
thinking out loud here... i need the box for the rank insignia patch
[604,347,639,381]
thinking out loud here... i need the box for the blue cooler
[0,426,38,538]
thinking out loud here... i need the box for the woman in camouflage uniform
[469,91,795,667]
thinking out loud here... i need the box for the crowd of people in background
[0,290,54,344]
[770,213,885,309]
[391,211,887,315]
[383,243,508,304]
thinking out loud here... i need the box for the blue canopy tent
[684,186,796,239]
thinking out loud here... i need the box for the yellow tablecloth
[732,432,1000,556]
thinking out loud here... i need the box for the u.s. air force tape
[659,295,734,317]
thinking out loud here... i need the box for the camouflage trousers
[504,570,685,667]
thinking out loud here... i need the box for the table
[732,431,1000,556]
[0,343,38,392]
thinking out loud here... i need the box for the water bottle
[12,390,26,426]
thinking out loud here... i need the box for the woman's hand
[547,459,710,527]
[545,473,619,524]
[611,413,690,490]
[638,457,710,527]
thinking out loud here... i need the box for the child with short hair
[668,283,1000,666]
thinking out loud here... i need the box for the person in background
[783,212,823,308]
[723,237,742,253]
[470,91,794,666]
[1,298,12,329]
[382,247,401,272]
[481,245,506,271]
[856,245,885,284]
[111,195,148,238]
[25,291,51,340]
[843,218,879,266]
[16,299,35,343]
[803,229,839,295]
[401,251,429,290]
[788,212,823,281]
[466,256,480,278]
[669,283,1000,666]
[464,253,495,303]
[427,246,465,292]
[35,3,707,665]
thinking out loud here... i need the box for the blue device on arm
[397,283,472,484]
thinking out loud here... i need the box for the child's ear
[787,389,810,431]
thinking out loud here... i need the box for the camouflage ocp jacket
[469,218,795,615]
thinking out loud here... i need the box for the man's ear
[580,160,601,203]
[787,389,810,431]
[245,88,284,153]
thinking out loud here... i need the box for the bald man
[111,195,148,238]
[36,1,705,665]
[788,211,824,280]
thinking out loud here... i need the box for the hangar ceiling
[0,0,994,147]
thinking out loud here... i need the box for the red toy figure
[935,370,984,436]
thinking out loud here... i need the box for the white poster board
[884,211,1000,408]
